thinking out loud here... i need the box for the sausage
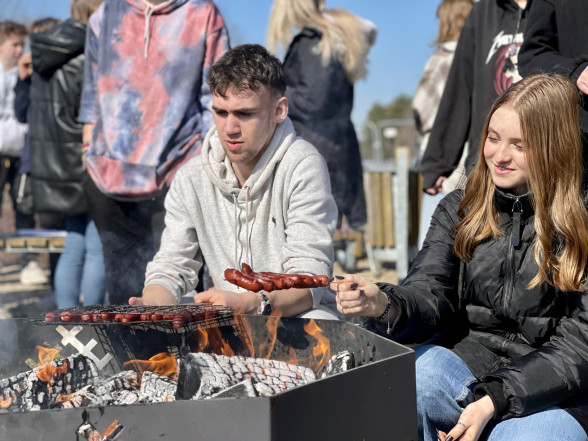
[100,312,114,322]
[81,312,93,323]
[241,262,253,275]
[92,313,103,323]
[225,268,264,292]
[248,272,277,292]
[312,275,330,287]
[45,311,57,323]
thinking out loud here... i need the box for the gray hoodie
[145,117,338,311]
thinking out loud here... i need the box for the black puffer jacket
[282,27,366,229]
[365,189,588,432]
[29,18,87,215]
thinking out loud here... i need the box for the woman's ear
[273,96,288,123]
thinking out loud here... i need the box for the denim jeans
[54,215,106,308]
[415,344,587,441]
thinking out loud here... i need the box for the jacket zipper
[503,196,522,314]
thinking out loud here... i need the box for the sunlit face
[483,105,528,195]
[212,85,287,173]
[0,35,25,70]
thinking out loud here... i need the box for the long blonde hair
[71,0,104,23]
[267,0,371,82]
[435,0,474,45]
[454,74,588,291]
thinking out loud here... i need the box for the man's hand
[425,176,447,195]
[438,395,495,441]
[18,53,32,80]
[577,66,588,95]
[194,288,259,314]
[129,284,178,306]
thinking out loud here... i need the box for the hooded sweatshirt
[78,0,229,200]
[145,118,338,311]
[419,0,531,189]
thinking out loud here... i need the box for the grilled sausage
[225,268,264,292]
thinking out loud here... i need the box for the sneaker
[19,261,49,285]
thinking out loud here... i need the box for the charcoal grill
[0,306,417,441]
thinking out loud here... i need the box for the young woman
[333,74,588,441]
[267,0,376,231]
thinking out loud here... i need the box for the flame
[123,352,178,378]
[258,315,281,359]
[195,322,236,356]
[36,346,67,383]
[285,345,298,366]
[56,393,74,403]
[0,396,13,408]
[303,319,331,372]
[234,315,255,357]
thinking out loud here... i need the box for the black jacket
[29,18,88,215]
[419,0,531,189]
[519,0,588,130]
[283,27,366,229]
[364,189,588,432]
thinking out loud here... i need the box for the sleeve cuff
[474,381,508,420]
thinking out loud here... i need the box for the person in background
[0,21,40,282]
[25,0,106,308]
[413,0,474,249]
[131,44,339,320]
[518,0,588,196]
[13,17,64,288]
[333,74,588,441]
[78,0,229,304]
[267,0,376,233]
[419,0,531,197]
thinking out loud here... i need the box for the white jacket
[145,118,338,310]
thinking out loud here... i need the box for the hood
[31,19,86,76]
[126,0,191,59]
[498,0,532,13]
[201,118,297,200]
[126,0,190,14]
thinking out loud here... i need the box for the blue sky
[6,0,441,129]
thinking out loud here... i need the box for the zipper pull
[511,198,522,247]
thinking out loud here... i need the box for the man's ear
[273,96,288,123]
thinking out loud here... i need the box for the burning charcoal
[320,350,355,378]
[180,353,316,400]
[209,378,257,399]
[111,389,140,406]
[139,371,177,403]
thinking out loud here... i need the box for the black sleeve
[13,77,31,124]
[519,0,588,81]
[418,12,475,190]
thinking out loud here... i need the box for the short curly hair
[207,44,286,98]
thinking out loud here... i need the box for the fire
[123,352,178,378]
[0,396,13,408]
[195,323,235,356]
[36,346,68,384]
[303,319,331,373]
[56,393,74,403]
[258,315,281,359]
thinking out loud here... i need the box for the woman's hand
[329,274,388,318]
[438,395,495,441]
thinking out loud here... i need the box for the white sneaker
[19,261,49,285]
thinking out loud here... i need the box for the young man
[131,44,339,319]
[78,0,229,304]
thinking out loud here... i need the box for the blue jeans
[54,215,106,308]
[415,344,587,441]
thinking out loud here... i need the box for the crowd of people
[2,0,588,440]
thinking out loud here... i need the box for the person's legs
[486,406,586,441]
[414,344,477,441]
[54,215,87,308]
[80,218,106,306]
[83,173,166,304]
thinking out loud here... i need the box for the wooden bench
[363,146,419,281]
[0,230,66,254]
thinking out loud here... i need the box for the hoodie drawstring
[232,193,238,268]
[232,187,253,269]
[143,4,154,59]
